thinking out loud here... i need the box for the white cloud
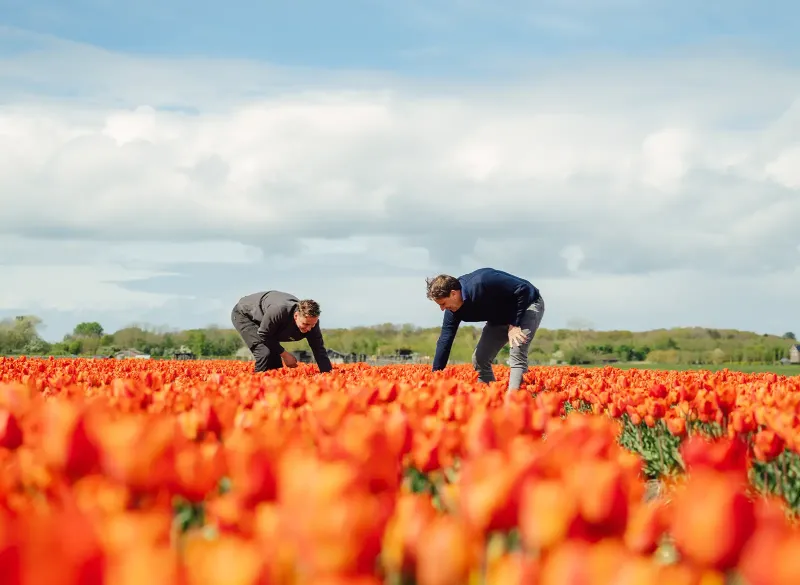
[1,29,799,337]
[536,267,800,335]
[0,265,188,313]
[0,236,264,267]
[639,128,694,192]
[766,146,800,188]
[560,245,585,273]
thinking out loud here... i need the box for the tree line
[0,315,797,366]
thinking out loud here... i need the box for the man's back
[454,268,538,325]
[236,290,298,322]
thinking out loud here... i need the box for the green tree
[68,321,106,355]
[709,347,726,365]
[73,322,104,337]
[654,336,679,350]
[0,315,47,355]
[186,330,211,356]
[23,338,51,354]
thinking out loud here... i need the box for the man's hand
[508,325,530,348]
[281,351,298,368]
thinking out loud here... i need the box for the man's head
[294,299,321,333]
[425,274,464,312]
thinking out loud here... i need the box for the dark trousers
[471,295,546,391]
[231,306,283,372]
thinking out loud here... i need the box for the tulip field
[1,357,800,584]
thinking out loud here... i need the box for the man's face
[294,312,318,333]
[434,289,463,312]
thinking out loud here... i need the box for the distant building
[367,348,427,365]
[234,346,365,365]
[115,349,151,360]
[323,349,365,364]
[327,349,350,364]
[790,344,800,364]
[169,345,195,360]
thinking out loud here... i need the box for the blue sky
[4,1,798,70]
[1,1,799,342]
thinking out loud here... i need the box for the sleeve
[306,323,333,373]
[512,281,533,327]
[257,304,287,356]
[432,310,461,371]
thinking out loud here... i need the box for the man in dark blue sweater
[426,267,545,393]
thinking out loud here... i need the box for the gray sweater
[235,290,333,372]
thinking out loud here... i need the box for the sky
[1,0,799,342]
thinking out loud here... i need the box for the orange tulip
[381,493,437,575]
[0,512,21,585]
[458,449,521,534]
[518,478,581,551]
[415,515,477,585]
[0,410,23,450]
[105,544,178,585]
[624,500,667,555]
[752,429,785,463]
[670,470,756,571]
[171,440,227,502]
[568,458,629,536]
[538,540,593,585]
[182,534,268,585]
[485,552,541,585]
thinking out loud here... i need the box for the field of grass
[591,362,800,376]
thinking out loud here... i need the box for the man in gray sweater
[231,290,333,373]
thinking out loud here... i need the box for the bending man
[426,268,545,393]
[231,290,333,373]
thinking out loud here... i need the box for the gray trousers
[231,306,283,372]
[472,295,545,391]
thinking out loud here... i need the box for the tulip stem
[780,455,787,497]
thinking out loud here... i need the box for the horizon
[9,314,798,345]
[1,2,799,341]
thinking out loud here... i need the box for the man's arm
[432,311,461,371]
[512,281,536,327]
[257,303,289,357]
[306,323,333,373]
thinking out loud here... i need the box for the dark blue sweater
[432,268,540,371]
